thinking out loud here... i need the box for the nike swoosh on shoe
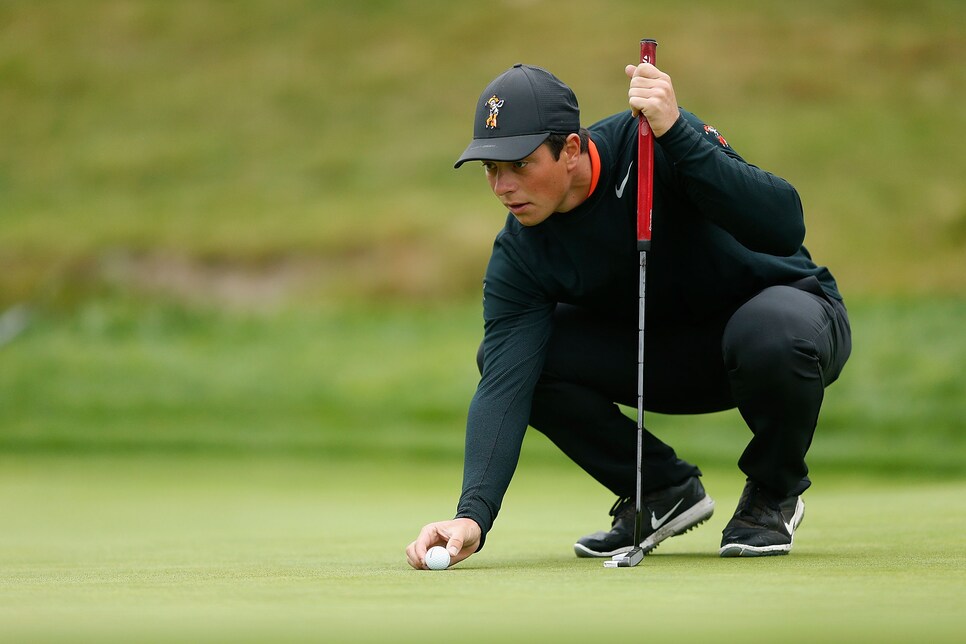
[650,498,684,530]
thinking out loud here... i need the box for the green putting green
[1,455,963,642]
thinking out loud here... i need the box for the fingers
[405,518,482,569]
[625,62,679,137]
[405,538,425,570]
[406,523,444,570]
[626,62,663,118]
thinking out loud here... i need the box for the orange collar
[586,137,601,199]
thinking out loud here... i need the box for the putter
[605,38,657,569]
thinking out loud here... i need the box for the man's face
[481,143,571,227]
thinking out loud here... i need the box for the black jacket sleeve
[455,233,554,547]
[657,111,805,257]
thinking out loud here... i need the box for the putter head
[603,547,645,568]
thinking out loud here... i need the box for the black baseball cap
[454,64,580,168]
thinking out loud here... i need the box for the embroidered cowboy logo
[485,95,505,129]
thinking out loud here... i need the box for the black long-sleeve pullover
[456,108,841,545]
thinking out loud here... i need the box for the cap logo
[484,95,505,129]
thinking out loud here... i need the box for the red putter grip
[637,39,657,249]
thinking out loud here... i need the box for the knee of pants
[722,305,818,379]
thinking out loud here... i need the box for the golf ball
[425,546,451,570]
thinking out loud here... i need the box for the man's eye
[513,161,528,169]
[482,162,495,171]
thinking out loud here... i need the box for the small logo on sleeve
[703,124,728,147]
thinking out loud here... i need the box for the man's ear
[565,132,582,166]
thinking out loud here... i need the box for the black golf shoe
[574,476,715,558]
[719,480,805,557]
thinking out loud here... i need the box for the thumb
[445,535,464,557]
[625,64,637,79]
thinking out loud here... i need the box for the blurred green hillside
[1,0,964,309]
[0,0,964,478]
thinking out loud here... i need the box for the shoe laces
[736,483,781,520]
[609,496,635,525]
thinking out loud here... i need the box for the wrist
[653,112,684,138]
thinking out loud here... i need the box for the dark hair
[545,128,590,160]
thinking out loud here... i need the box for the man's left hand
[625,63,679,137]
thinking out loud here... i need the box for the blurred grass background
[1,0,965,473]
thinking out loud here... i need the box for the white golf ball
[425,546,451,570]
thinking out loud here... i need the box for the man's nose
[491,169,515,196]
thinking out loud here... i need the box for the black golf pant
[482,279,852,500]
